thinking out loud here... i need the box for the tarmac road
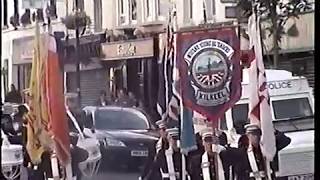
[20,165,140,180]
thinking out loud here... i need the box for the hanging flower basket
[62,11,91,30]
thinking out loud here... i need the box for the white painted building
[1,0,314,101]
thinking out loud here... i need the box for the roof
[242,69,305,84]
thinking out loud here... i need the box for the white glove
[138,176,142,180]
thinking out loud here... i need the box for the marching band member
[150,127,187,180]
[139,119,169,180]
[156,119,169,153]
[233,123,291,180]
[189,128,227,180]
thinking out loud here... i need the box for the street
[21,167,140,180]
[82,170,139,180]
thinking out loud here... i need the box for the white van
[219,69,314,179]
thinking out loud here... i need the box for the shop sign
[101,38,154,60]
[12,36,34,65]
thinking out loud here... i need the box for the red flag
[247,13,276,161]
[46,35,71,166]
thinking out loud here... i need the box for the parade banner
[176,27,241,122]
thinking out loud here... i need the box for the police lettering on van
[267,81,293,90]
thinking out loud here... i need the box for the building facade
[1,0,314,107]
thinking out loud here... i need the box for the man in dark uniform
[155,119,170,153]
[232,123,291,180]
[149,127,187,180]
[189,128,229,180]
[65,93,85,133]
[139,119,169,180]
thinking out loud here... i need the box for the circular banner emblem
[184,39,234,107]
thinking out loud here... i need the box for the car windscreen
[94,109,149,130]
[272,97,314,132]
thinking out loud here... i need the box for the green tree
[238,0,312,68]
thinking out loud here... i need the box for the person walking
[149,127,188,180]
[232,123,291,180]
[139,119,169,180]
[189,128,227,180]
[95,90,109,107]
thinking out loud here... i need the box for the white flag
[247,12,276,161]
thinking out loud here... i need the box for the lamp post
[75,0,82,107]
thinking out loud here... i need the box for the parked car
[82,106,159,170]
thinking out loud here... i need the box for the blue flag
[180,102,197,154]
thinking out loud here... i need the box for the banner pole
[65,161,73,180]
[50,151,60,180]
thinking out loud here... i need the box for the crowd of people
[96,88,141,108]
[139,118,291,180]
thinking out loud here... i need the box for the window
[73,0,84,11]
[157,0,170,20]
[46,0,57,19]
[130,0,137,22]
[272,98,313,120]
[3,0,8,27]
[119,0,126,24]
[204,0,215,21]
[10,0,20,29]
[183,0,193,22]
[272,98,314,132]
[94,109,149,130]
[232,103,249,134]
[94,0,102,32]
[225,6,237,18]
[146,0,152,18]
[189,0,193,19]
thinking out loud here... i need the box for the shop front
[100,37,159,113]
[11,36,34,92]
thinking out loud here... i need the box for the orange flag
[46,35,71,166]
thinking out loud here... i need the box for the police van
[220,69,314,179]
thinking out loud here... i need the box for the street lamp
[62,1,90,106]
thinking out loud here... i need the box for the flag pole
[64,1,74,179]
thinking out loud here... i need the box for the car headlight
[105,138,126,147]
